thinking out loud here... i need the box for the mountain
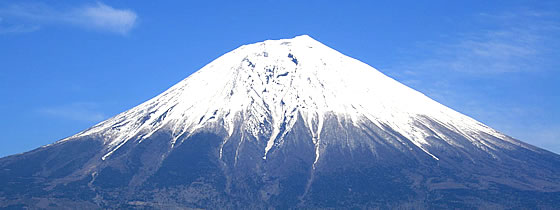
[1,35,559,209]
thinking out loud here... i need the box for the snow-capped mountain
[1,35,559,209]
[66,35,527,162]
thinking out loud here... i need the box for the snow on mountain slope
[56,35,533,161]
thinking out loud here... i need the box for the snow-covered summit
[62,35,531,161]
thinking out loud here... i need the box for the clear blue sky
[1,0,559,157]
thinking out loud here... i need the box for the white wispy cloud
[0,2,137,35]
[388,11,559,76]
[38,102,107,123]
[0,24,40,34]
[384,10,560,103]
[72,2,137,35]
[0,17,40,34]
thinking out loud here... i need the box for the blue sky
[0,0,559,157]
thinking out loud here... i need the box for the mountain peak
[288,34,319,43]
[274,34,317,43]
[292,34,313,39]
[249,34,325,54]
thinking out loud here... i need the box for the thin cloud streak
[0,17,40,34]
[0,24,40,34]
[38,102,107,123]
[0,2,137,35]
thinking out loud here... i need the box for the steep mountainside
[1,35,559,209]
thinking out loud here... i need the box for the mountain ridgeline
[1,35,559,209]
